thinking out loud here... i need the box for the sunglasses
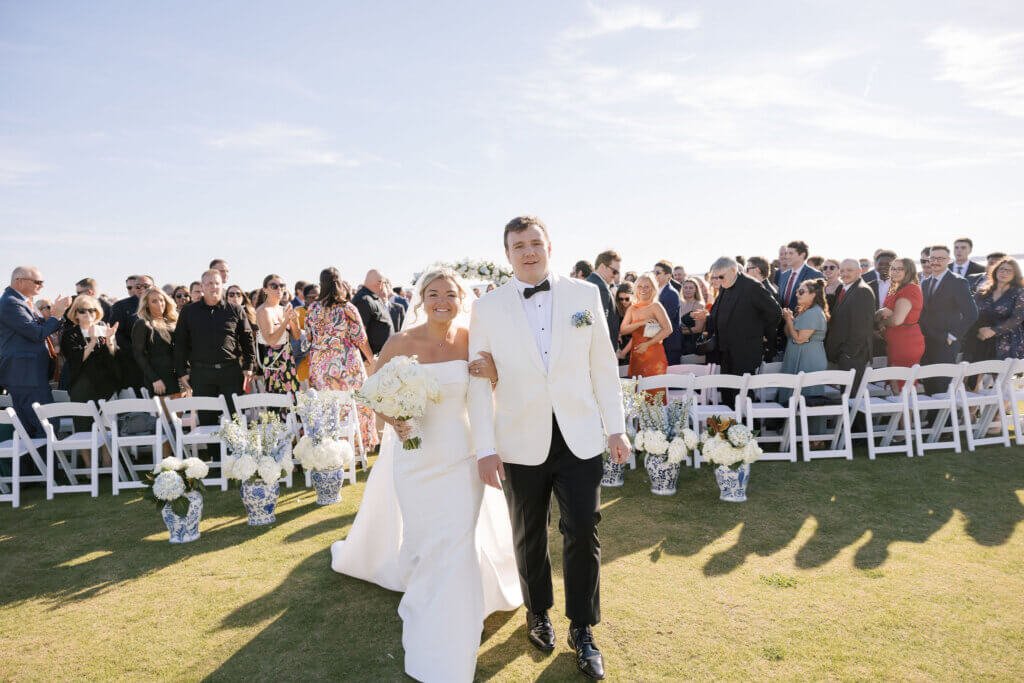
[267,282,286,290]
[745,265,758,271]
[710,275,726,281]
[39,305,51,310]
[227,291,243,298]
[616,296,631,302]
[19,278,44,286]
[78,308,99,315]
[822,265,837,271]
[174,293,189,299]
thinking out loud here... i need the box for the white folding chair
[33,401,107,499]
[0,408,49,507]
[165,395,231,490]
[909,363,966,455]
[617,365,629,378]
[688,374,747,468]
[99,397,169,494]
[849,366,914,459]
[1004,358,1024,446]
[634,375,691,470]
[232,392,297,487]
[957,360,1012,450]
[798,369,856,461]
[744,373,802,462]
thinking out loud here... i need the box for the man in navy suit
[919,245,979,392]
[776,240,824,312]
[653,260,683,365]
[950,238,986,280]
[0,267,71,436]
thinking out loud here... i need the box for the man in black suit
[692,257,782,408]
[653,260,684,364]
[919,245,979,392]
[950,238,986,280]
[586,250,621,352]
[825,259,876,390]
[671,266,686,292]
[744,257,778,297]
[352,269,394,357]
[109,273,153,392]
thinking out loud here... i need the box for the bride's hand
[391,419,413,440]
[468,351,497,383]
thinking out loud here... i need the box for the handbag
[695,334,717,356]
[117,412,157,436]
[642,320,662,338]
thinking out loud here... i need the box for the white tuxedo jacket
[468,274,626,466]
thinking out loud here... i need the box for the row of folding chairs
[0,390,367,508]
[635,358,1024,467]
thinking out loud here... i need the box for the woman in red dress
[877,257,925,383]
[620,272,671,401]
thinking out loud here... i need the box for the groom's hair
[503,215,549,249]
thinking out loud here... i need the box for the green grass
[2,444,1024,681]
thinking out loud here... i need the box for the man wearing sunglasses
[653,260,684,365]
[109,273,153,391]
[586,250,622,352]
[0,266,71,436]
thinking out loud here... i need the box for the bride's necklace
[428,328,455,348]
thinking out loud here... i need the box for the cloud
[0,157,51,186]
[209,123,359,170]
[926,26,1024,118]
[562,3,700,40]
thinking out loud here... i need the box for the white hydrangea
[294,436,313,461]
[257,456,282,485]
[667,437,689,465]
[741,440,763,464]
[632,431,645,452]
[643,430,670,456]
[183,457,209,480]
[727,424,754,448]
[682,429,699,450]
[156,456,185,473]
[152,470,185,501]
[231,454,258,482]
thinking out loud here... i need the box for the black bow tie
[523,280,550,299]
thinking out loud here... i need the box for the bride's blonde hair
[411,267,468,324]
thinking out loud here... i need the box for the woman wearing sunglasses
[255,274,301,394]
[821,259,842,309]
[61,295,121,453]
[778,279,830,437]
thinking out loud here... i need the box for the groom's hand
[478,453,505,490]
[608,433,631,464]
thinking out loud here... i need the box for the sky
[2,1,1023,298]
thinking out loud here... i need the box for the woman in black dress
[62,295,121,449]
[132,288,181,397]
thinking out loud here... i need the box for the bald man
[824,259,876,390]
[351,269,394,356]
[1,267,71,435]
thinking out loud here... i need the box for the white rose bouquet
[698,416,763,468]
[356,355,442,450]
[218,412,295,485]
[294,389,356,471]
[143,456,209,516]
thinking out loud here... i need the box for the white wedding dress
[331,360,522,682]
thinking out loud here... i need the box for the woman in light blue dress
[778,279,829,434]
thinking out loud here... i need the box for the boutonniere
[572,310,595,328]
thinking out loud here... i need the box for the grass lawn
[2,444,1023,681]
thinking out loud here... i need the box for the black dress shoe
[526,610,555,651]
[568,625,605,680]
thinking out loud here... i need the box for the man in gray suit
[586,250,621,352]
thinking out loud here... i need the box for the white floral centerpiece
[699,416,762,502]
[218,412,295,525]
[294,389,356,472]
[144,456,209,543]
[356,355,442,450]
[634,396,698,495]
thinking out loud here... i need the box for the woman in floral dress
[256,274,301,394]
[306,267,379,454]
[973,257,1024,361]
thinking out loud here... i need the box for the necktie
[784,273,797,308]
[835,287,845,307]
[926,278,935,299]
[524,280,550,299]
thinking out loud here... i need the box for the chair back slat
[33,401,100,419]
[164,396,230,416]
[100,398,162,417]
[745,373,802,390]
[637,375,691,392]
[232,392,295,413]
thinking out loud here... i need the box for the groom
[468,216,629,680]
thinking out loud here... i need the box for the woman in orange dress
[619,272,672,401]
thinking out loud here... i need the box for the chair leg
[46,445,55,500]
[949,401,962,453]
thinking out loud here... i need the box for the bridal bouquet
[218,412,296,484]
[294,389,356,471]
[356,355,442,450]
[143,456,208,516]
[699,416,763,468]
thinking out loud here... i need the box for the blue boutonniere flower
[572,310,595,328]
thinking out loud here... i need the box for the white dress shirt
[512,274,553,372]
[877,277,891,305]
[953,261,969,277]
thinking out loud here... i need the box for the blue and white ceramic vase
[310,467,344,506]
[645,454,681,496]
[714,464,750,502]
[601,458,625,487]
[162,490,203,543]
[241,481,280,525]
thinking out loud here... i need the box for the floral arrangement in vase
[144,456,209,543]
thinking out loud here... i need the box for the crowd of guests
[1,238,1022,450]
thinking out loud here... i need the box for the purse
[695,334,717,356]
[643,320,662,338]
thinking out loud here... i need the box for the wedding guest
[986,252,1007,269]
[306,267,379,456]
[972,257,1024,362]
[162,283,175,297]
[132,288,180,397]
[75,278,112,322]
[34,298,62,381]
[745,256,777,296]
[586,250,621,352]
[35,299,52,319]
[296,284,320,385]
[614,282,633,365]
[866,250,896,307]
[772,244,789,286]
[678,278,705,356]
[172,285,190,312]
[692,258,782,407]
[110,273,153,392]
[653,260,683,365]
[672,266,687,287]
[951,238,985,279]
[209,259,230,285]
[352,269,395,357]
[571,260,593,279]
[859,259,871,275]
[877,257,924,376]
[825,260,875,390]
[255,274,301,394]
[226,285,258,327]
[380,277,405,331]
[623,271,637,284]
[292,281,308,308]
[821,259,842,308]
[918,249,932,285]
[0,267,70,435]
[391,286,409,311]
[619,273,670,398]
[174,269,256,419]
[919,246,978,392]
[123,275,137,300]
[189,281,202,303]
[62,295,120,435]
[777,241,824,311]
[779,279,829,431]
[807,255,825,270]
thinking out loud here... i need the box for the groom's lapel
[548,274,569,371]
[501,283,546,375]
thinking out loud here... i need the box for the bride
[331,268,522,682]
